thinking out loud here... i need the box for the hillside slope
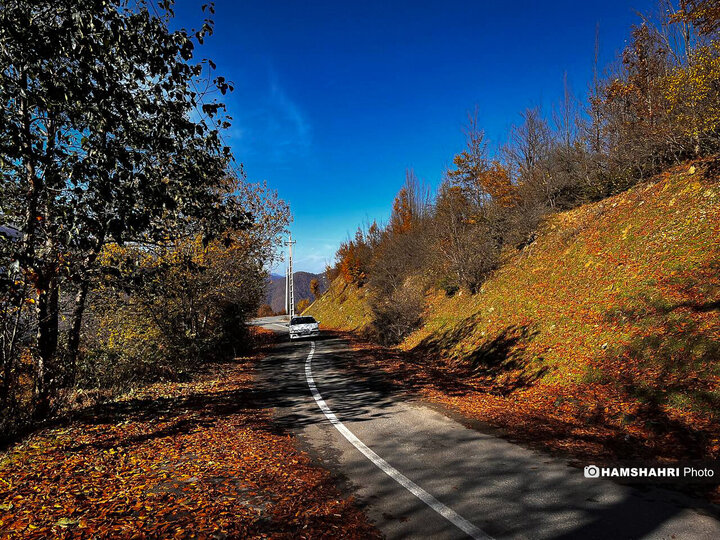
[308,162,720,458]
[305,277,373,329]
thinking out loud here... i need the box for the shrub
[370,281,425,345]
[437,275,460,297]
[296,298,311,313]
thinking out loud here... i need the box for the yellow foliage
[664,43,720,136]
[296,298,311,313]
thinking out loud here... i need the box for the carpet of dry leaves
[0,330,379,539]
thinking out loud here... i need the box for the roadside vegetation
[0,1,289,441]
[309,1,720,463]
[313,163,719,460]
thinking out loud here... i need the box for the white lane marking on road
[304,341,492,540]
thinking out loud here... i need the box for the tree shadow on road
[292,333,720,539]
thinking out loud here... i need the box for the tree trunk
[18,68,59,419]
[34,271,59,419]
[66,280,90,388]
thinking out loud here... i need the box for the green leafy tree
[0,0,247,417]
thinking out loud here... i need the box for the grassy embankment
[307,161,720,462]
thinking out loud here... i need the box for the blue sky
[171,0,657,273]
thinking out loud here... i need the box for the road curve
[251,316,720,539]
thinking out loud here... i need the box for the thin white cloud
[227,68,312,163]
[269,76,311,150]
[271,242,335,274]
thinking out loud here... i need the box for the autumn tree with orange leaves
[389,170,430,234]
[336,229,372,286]
[310,278,321,299]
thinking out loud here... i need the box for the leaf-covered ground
[0,332,379,539]
[308,160,720,498]
[333,329,720,504]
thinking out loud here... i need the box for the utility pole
[285,265,289,316]
[284,233,296,319]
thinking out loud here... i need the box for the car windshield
[290,316,316,325]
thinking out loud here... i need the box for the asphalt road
[251,316,720,539]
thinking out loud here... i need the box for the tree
[679,1,720,36]
[504,108,553,181]
[446,109,491,211]
[598,22,677,178]
[81,176,288,387]
[370,174,431,297]
[296,299,310,313]
[324,263,340,283]
[477,161,517,208]
[389,170,430,234]
[553,73,581,149]
[310,278,321,299]
[431,183,498,293]
[663,41,720,153]
[336,228,371,286]
[0,0,248,417]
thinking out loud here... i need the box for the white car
[289,316,320,340]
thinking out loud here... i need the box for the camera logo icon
[584,465,600,478]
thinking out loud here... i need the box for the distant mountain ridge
[265,271,328,313]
